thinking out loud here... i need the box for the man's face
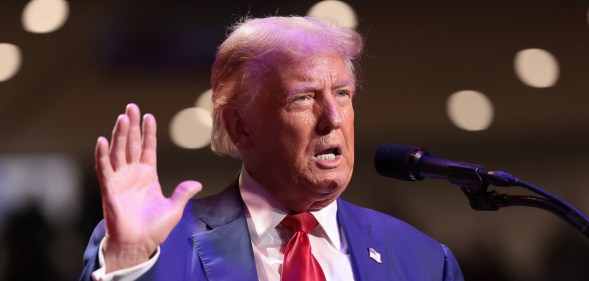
[241,55,355,212]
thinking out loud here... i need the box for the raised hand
[95,104,202,273]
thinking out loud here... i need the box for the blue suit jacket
[80,184,463,280]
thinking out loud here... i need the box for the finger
[141,113,157,167]
[126,103,142,163]
[170,180,203,211]
[95,136,114,190]
[110,114,130,170]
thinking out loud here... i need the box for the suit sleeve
[78,221,159,281]
[79,221,106,281]
[441,244,464,281]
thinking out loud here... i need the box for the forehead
[277,55,355,87]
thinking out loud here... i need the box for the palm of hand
[103,164,174,249]
[96,104,201,272]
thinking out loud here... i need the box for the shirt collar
[239,167,341,249]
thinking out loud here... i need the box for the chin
[316,179,347,199]
[321,170,351,188]
[306,195,339,211]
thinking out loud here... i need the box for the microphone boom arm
[460,180,589,239]
[374,144,589,239]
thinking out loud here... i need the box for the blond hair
[210,16,364,157]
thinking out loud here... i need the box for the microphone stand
[373,144,589,239]
[460,179,589,239]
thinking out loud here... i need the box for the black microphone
[374,144,518,188]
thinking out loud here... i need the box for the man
[80,16,464,281]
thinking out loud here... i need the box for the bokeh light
[514,48,559,88]
[195,89,213,112]
[307,0,358,28]
[171,89,215,149]
[22,0,69,34]
[447,90,494,131]
[169,107,212,149]
[0,43,22,82]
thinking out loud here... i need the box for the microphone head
[374,144,429,181]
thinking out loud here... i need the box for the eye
[288,93,315,110]
[335,90,349,98]
[335,90,352,101]
[295,95,313,102]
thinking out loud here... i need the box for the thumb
[170,180,202,209]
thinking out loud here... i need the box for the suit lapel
[190,184,259,281]
[337,198,389,281]
[188,185,400,280]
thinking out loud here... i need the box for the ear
[221,104,253,149]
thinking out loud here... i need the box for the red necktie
[280,212,327,281]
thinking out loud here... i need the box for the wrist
[103,238,157,273]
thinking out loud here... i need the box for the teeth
[316,153,336,160]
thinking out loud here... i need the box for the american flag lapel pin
[368,247,382,264]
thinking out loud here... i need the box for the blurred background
[1,0,589,280]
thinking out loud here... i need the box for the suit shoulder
[337,199,464,279]
[338,199,439,244]
[177,184,244,231]
[338,199,411,228]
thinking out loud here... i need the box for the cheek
[343,108,354,134]
[343,109,355,159]
[345,106,354,120]
[299,111,318,127]
[281,112,318,137]
[277,116,311,149]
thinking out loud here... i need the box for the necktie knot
[280,212,326,281]
[281,212,318,233]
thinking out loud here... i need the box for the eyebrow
[286,76,356,96]
[332,78,356,89]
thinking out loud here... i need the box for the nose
[316,95,342,134]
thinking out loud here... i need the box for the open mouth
[314,147,341,161]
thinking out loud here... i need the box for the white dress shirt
[92,168,355,280]
[240,168,355,281]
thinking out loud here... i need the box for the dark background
[1,1,588,280]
